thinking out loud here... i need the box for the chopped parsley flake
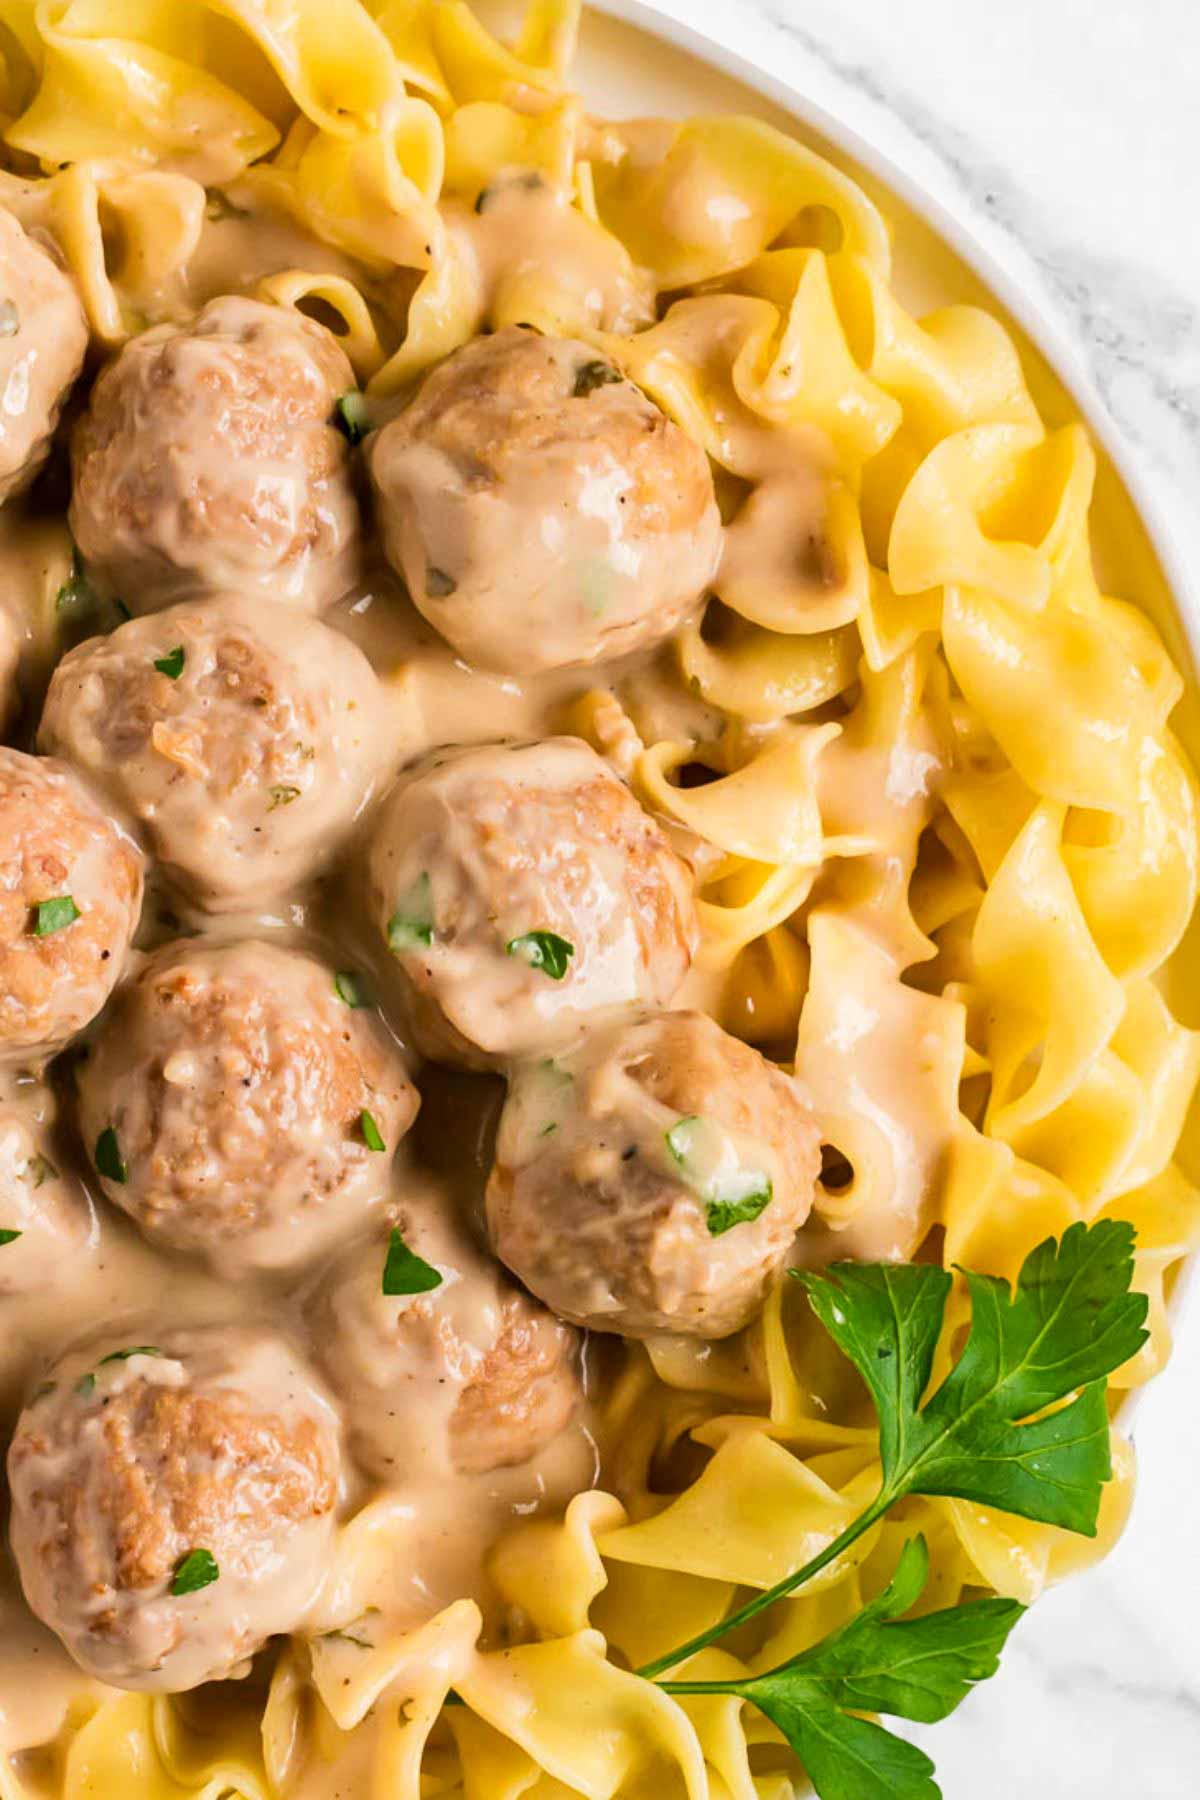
[506,930,574,980]
[360,1109,386,1153]
[335,391,370,444]
[387,872,434,953]
[33,895,80,937]
[0,1229,22,1248]
[170,1548,220,1597]
[382,1226,443,1297]
[574,360,622,397]
[334,970,370,1008]
[99,1346,162,1365]
[94,1127,128,1185]
[154,646,185,679]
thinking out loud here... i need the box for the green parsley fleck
[334,970,370,1008]
[99,1346,162,1365]
[506,930,574,980]
[32,895,80,937]
[335,390,371,444]
[154,646,185,679]
[665,1115,773,1237]
[573,359,622,397]
[0,1229,22,1248]
[94,1127,128,1185]
[170,1548,219,1597]
[425,565,457,598]
[360,1110,386,1153]
[382,1226,443,1297]
[387,872,434,953]
[75,1373,96,1398]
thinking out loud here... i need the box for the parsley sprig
[635,1221,1147,1797]
[664,1536,1022,1800]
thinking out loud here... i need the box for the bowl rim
[584,0,1200,1343]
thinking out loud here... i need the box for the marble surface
[632,3,1200,1794]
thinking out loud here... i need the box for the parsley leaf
[639,1222,1146,1685]
[0,1229,22,1248]
[382,1226,442,1297]
[794,1219,1148,1534]
[506,930,574,980]
[99,1346,162,1365]
[94,1127,128,1185]
[360,1109,386,1153]
[170,1548,219,1596]
[33,896,79,937]
[664,1537,1023,1800]
[154,646,185,679]
[664,1115,773,1236]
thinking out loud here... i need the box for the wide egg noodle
[1,0,1199,1795]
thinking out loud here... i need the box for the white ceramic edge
[586,0,1200,1342]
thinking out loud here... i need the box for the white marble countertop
[634,2,1200,1794]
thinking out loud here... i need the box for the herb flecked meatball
[76,939,419,1272]
[487,1010,821,1339]
[70,296,359,610]
[367,325,722,672]
[7,1328,342,1690]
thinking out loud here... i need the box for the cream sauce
[0,149,905,1794]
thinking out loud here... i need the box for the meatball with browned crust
[70,297,359,610]
[0,209,88,503]
[7,1327,341,1690]
[0,749,143,1063]
[314,1192,581,1482]
[367,325,721,673]
[366,738,698,1068]
[488,1010,821,1340]
[39,594,386,913]
[76,939,419,1273]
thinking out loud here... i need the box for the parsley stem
[636,1486,896,1681]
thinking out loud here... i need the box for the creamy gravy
[0,150,922,1790]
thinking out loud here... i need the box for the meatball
[367,325,721,673]
[40,594,386,913]
[76,939,419,1272]
[70,296,359,610]
[0,748,143,1063]
[0,209,88,504]
[0,1108,92,1295]
[314,1192,581,1482]
[487,1010,820,1339]
[7,1327,341,1691]
[365,738,698,1068]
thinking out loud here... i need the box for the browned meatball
[488,1011,820,1339]
[0,209,88,503]
[70,297,359,610]
[76,939,419,1272]
[315,1192,581,1482]
[7,1327,341,1690]
[367,326,721,672]
[366,738,697,1068]
[39,594,386,913]
[0,748,143,1063]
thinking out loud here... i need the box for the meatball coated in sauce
[0,1109,91,1294]
[487,1010,821,1340]
[366,738,698,1068]
[0,749,143,1063]
[76,939,419,1273]
[0,209,88,504]
[7,1328,341,1691]
[70,297,359,611]
[40,595,386,914]
[367,326,722,673]
[315,1196,581,1483]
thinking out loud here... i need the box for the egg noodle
[1,1,1198,1797]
